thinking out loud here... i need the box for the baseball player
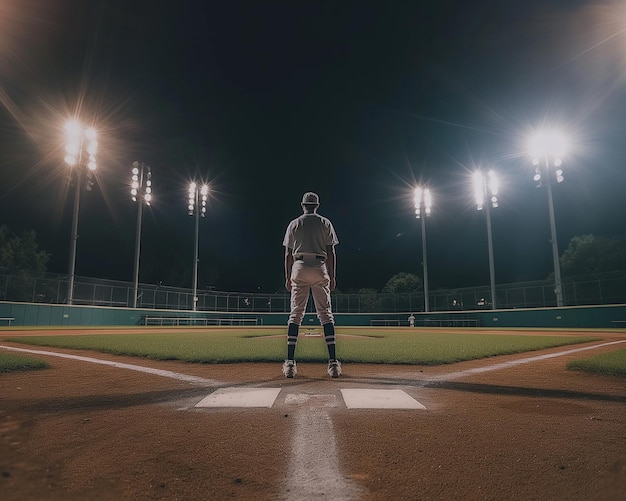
[282,192,341,378]
[408,313,415,327]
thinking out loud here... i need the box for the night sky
[1,0,626,294]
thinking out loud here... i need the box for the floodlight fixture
[424,188,432,215]
[188,182,209,217]
[200,184,209,216]
[64,119,82,138]
[187,181,210,311]
[62,119,99,305]
[527,129,567,307]
[130,161,152,206]
[555,168,564,183]
[65,122,97,168]
[130,161,153,308]
[86,140,97,156]
[413,184,432,312]
[529,129,568,185]
[414,186,432,219]
[528,129,568,163]
[471,169,500,309]
[85,127,97,141]
[473,170,499,211]
[487,170,498,201]
[473,172,485,209]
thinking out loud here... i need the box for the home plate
[196,388,281,408]
[285,393,338,407]
[340,389,426,409]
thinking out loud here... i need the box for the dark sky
[1,0,626,293]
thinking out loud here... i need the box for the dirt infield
[1,329,625,500]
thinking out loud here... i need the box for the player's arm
[284,247,294,291]
[326,244,336,291]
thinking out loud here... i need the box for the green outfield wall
[0,301,625,329]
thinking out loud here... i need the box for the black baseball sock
[287,323,299,360]
[323,322,336,360]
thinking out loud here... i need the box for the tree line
[348,233,626,296]
[0,226,49,277]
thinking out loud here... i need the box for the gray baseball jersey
[283,213,339,256]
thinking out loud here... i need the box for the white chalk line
[3,338,622,384]
[0,345,219,386]
[429,339,626,382]
[2,338,622,389]
[284,408,364,501]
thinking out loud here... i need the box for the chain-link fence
[1,271,625,312]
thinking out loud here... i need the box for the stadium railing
[2,271,625,313]
[370,319,401,326]
[142,316,261,326]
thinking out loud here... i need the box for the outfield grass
[2,328,599,365]
[0,352,50,373]
[567,349,626,377]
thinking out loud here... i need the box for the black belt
[295,255,325,261]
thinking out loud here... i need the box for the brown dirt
[1,329,625,500]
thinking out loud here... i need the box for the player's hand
[329,277,336,291]
[285,278,291,291]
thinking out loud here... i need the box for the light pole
[131,161,152,308]
[188,182,208,311]
[529,130,567,307]
[63,120,97,305]
[414,186,432,312]
[473,170,499,309]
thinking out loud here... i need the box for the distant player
[282,192,341,378]
[408,313,415,327]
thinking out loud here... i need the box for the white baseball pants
[288,257,334,325]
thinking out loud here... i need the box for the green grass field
[566,348,626,377]
[0,352,50,373]
[2,327,599,366]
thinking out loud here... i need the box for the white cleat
[282,359,297,378]
[327,359,342,378]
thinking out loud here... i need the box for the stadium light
[188,182,209,311]
[63,119,98,305]
[528,129,567,307]
[473,170,499,309]
[131,161,153,308]
[414,186,432,312]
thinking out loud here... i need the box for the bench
[0,317,15,326]
[611,320,626,328]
